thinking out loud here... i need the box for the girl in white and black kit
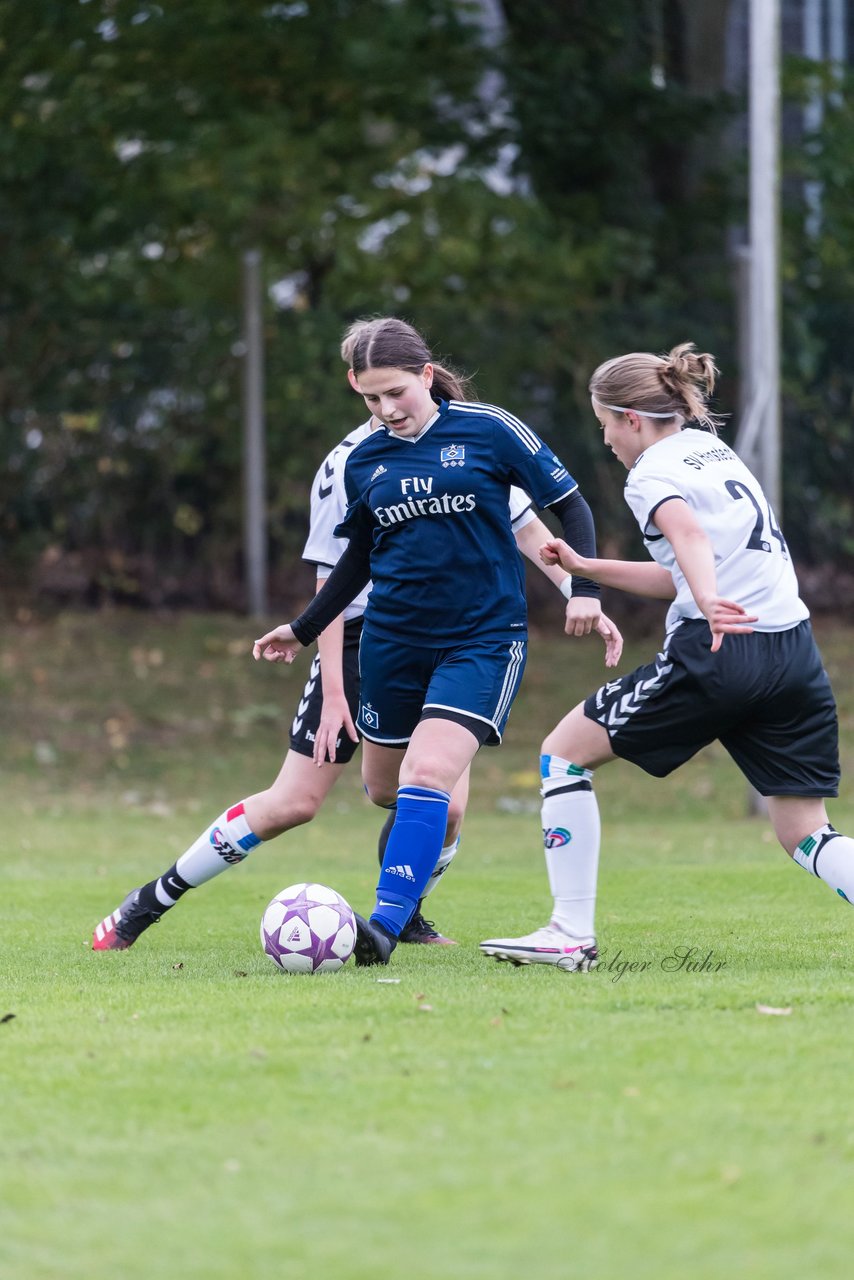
[482,343,853,971]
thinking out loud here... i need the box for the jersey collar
[384,407,441,444]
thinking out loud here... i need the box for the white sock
[421,837,460,900]
[541,755,600,939]
[175,802,263,888]
[793,824,854,904]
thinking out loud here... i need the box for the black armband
[548,490,600,598]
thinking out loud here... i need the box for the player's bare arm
[652,500,757,652]
[541,537,677,600]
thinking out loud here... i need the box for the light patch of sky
[116,138,145,162]
[373,144,466,194]
[358,211,410,254]
[365,2,526,201]
[263,2,309,17]
[269,270,309,310]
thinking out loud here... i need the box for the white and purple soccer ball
[261,883,356,974]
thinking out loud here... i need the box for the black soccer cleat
[399,909,457,945]
[92,888,162,951]
[353,914,398,967]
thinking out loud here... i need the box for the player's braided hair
[589,342,723,433]
[348,316,473,402]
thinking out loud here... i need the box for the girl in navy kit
[93,320,620,952]
[255,317,620,964]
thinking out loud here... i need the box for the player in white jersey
[91,347,617,952]
[482,343,854,971]
[255,318,623,967]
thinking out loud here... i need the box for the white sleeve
[302,447,351,574]
[625,468,686,541]
[508,484,536,532]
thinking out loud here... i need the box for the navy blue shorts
[357,631,528,747]
[288,618,363,764]
[584,618,839,797]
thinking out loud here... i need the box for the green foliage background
[1,0,851,607]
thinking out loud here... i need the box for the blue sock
[371,785,450,936]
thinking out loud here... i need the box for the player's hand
[541,537,588,576]
[314,693,359,766]
[701,598,758,652]
[596,612,624,668]
[564,594,601,637]
[253,624,301,664]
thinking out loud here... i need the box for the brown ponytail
[349,316,473,402]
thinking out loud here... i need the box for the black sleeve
[290,523,373,646]
[547,491,601,599]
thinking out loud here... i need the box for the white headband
[593,396,677,419]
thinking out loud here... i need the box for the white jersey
[303,421,375,621]
[624,427,809,634]
[302,418,538,622]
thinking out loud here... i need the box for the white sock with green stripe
[540,754,600,939]
[793,824,854,904]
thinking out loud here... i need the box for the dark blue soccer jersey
[334,398,577,645]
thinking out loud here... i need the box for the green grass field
[3,610,854,1279]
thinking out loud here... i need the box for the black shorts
[289,617,363,764]
[584,618,840,797]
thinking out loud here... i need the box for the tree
[0,0,501,602]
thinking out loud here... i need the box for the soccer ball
[260,883,356,974]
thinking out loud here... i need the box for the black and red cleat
[92,889,161,951]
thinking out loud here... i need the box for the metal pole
[828,0,847,104]
[803,0,824,240]
[748,0,781,514]
[739,0,781,818]
[241,249,268,618]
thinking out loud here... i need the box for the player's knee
[363,780,397,809]
[398,757,448,794]
[264,791,322,832]
[542,727,571,757]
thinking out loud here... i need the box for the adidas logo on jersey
[370,464,388,481]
